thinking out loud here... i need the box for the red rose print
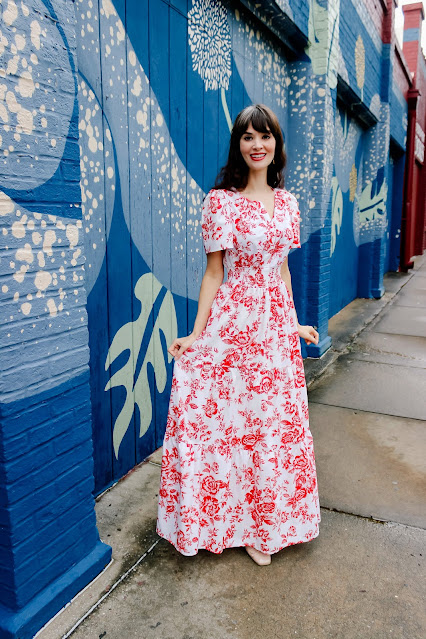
[281,431,295,445]
[260,375,273,393]
[201,476,222,494]
[231,288,245,302]
[258,502,275,514]
[295,487,307,501]
[176,530,187,550]
[200,363,213,380]
[201,496,220,517]
[241,433,258,450]
[295,370,305,387]
[204,399,218,418]
[222,349,243,368]
[293,454,309,470]
[234,331,252,347]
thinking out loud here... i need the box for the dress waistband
[227,265,281,272]
[226,265,283,286]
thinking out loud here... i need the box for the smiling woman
[156,104,321,567]
[214,103,287,193]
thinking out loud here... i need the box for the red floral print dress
[156,187,321,556]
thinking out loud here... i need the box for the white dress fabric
[156,187,321,556]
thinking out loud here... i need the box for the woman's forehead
[244,124,271,133]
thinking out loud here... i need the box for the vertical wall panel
[100,0,136,480]
[186,15,204,331]
[76,0,114,492]
[150,0,173,455]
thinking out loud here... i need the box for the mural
[0,0,88,403]
[188,0,233,130]
[0,3,114,632]
[0,0,408,493]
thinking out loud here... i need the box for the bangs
[249,107,273,133]
[236,105,274,135]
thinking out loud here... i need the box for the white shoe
[245,546,271,566]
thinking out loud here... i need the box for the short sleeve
[201,189,234,254]
[287,192,301,249]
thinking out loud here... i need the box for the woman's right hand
[297,324,319,346]
[168,333,198,360]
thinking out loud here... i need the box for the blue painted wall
[0,1,111,637]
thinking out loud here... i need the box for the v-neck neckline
[234,188,278,222]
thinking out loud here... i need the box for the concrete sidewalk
[38,256,426,639]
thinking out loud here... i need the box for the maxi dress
[156,187,321,556]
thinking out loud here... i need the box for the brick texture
[0,0,111,636]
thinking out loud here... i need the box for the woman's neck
[242,170,272,195]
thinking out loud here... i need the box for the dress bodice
[201,187,301,277]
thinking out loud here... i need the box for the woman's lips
[250,153,267,161]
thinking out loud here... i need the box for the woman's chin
[247,161,270,170]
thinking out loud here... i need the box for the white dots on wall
[12,218,26,238]
[46,298,57,317]
[3,1,18,26]
[15,243,33,263]
[34,270,52,291]
[21,302,31,315]
[66,224,79,249]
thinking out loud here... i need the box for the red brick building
[401,2,426,268]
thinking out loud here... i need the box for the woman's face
[239,123,276,171]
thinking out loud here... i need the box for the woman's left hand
[297,324,319,346]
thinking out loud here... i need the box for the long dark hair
[214,104,286,191]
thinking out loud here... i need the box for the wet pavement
[37,255,426,639]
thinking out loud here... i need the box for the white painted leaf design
[357,179,388,226]
[330,176,343,256]
[134,287,177,439]
[104,272,177,458]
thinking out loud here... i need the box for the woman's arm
[168,251,225,359]
[280,258,319,347]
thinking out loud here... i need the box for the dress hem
[155,524,320,558]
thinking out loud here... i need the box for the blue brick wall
[339,0,382,110]
[0,0,111,637]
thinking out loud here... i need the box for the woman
[156,104,321,566]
